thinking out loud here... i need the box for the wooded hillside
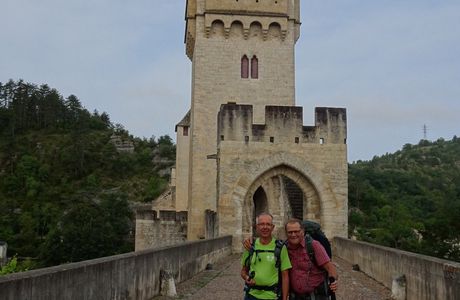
[349,137,460,262]
[0,80,175,272]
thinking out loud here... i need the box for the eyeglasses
[257,223,274,227]
[287,230,301,235]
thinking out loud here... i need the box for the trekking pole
[328,277,336,300]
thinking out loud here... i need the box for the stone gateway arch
[217,105,347,250]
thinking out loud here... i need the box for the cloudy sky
[1,0,459,162]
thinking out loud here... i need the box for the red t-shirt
[287,238,330,294]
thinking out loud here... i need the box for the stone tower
[136,0,346,251]
[179,0,302,240]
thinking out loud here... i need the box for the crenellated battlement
[217,103,347,145]
[136,209,188,222]
[204,0,295,16]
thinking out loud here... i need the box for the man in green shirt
[241,213,291,300]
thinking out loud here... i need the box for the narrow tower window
[251,55,258,79]
[241,55,249,78]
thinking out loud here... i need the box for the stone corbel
[205,26,211,38]
[262,29,269,41]
[281,30,287,41]
[243,28,249,40]
[224,27,231,39]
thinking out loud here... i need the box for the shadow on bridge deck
[154,254,391,300]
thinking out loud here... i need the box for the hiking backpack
[301,220,332,265]
[302,220,336,300]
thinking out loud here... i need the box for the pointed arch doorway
[244,164,321,238]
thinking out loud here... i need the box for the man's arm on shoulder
[242,237,253,251]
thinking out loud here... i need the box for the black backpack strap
[274,239,286,299]
[305,233,317,266]
[251,284,278,291]
[305,235,332,299]
[274,239,285,269]
[244,239,256,268]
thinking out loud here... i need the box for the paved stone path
[154,254,392,300]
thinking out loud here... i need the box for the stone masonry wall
[135,210,187,251]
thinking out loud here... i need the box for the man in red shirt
[285,219,338,300]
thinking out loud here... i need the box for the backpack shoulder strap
[274,239,285,269]
[274,239,286,299]
[244,239,256,268]
[305,234,318,267]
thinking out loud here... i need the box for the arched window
[251,55,258,79]
[241,55,249,78]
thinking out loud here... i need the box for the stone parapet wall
[0,236,232,300]
[135,210,187,251]
[334,237,460,300]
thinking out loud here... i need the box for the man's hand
[242,237,253,250]
[329,278,338,293]
[323,261,338,293]
[244,276,256,286]
[241,268,255,286]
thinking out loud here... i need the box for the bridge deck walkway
[154,254,391,300]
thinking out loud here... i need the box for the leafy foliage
[0,80,176,272]
[349,137,460,262]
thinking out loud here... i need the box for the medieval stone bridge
[154,253,391,300]
[1,236,459,300]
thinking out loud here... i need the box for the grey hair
[256,212,274,224]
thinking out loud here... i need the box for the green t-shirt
[241,238,292,299]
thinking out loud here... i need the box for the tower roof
[175,110,191,132]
